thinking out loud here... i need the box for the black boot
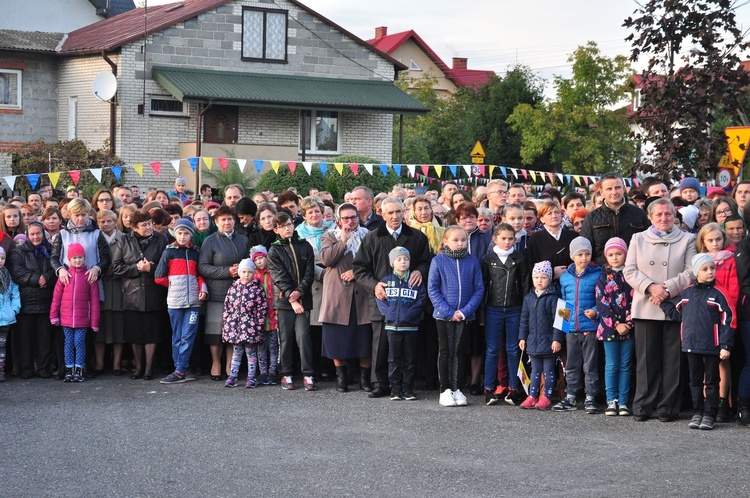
[335,366,348,393]
[716,397,734,422]
[359,367,373,392]
[738,398,750,427]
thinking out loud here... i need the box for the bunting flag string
[170,159,180,174]
[68,170,81,185]
[202,157,212,171]
[271,161,281,174]
[48,172,61,188]
[150,161,161,176]
[218,158,229,173]
[89,168,102,183]
[27,173,40,190]
[131,164,143,177]
[287,161,297,175]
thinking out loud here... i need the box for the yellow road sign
[472,157,484,164]
[726,126,750,176]
[470,141,486,158]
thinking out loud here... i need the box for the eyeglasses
[277,221,294,229]
[488,190,508,196]
[716,208,734,217]
[98,198,113,203]
[339,215,358,222]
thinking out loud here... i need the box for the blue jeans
[602,338,633,404]
[739,322,750,398]
[484,305,521,390]
[168,308,200,373]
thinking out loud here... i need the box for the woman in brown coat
[319,203,372,393]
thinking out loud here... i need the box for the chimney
[375,26,388,39]
[452,57,468,70]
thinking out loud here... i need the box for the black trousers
[436,320,467,392]
[371,319,389,387]
[15,313,53,376]
[387,331,418,391]
[633,319,683,417]
[687,352,720,416]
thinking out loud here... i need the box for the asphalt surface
[3,375,749,497]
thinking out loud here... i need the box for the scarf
[33,240,51,259]
[649,225,675,237]
[409,218,444,254]
[443,245,469,259]
[393,269,410,281]
[492,245,514,264]
[0,266,10,294]
[296,220,333,253]
[102,229,118,245]
[66,218,91,234]
[329,225,369,256]
[711,250,734,264]
[134,231,154,250]
[191,224,217,249]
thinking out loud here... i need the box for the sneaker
[439,389,457,407]
[504,388,526,406]
[605,400,619,416]
[699,415,715,430]
[520,396,537,409]
[160,372,188,384]
[618,404,631,417]
[584,398,599,414]
[688,414,703,429]
[453,389,468,406]
[485,389,499,406]
[493,385,509,398]
[403,390,417,401]
[63,368,74,383]
[245,377,257,389]
[553,397,577,412]
[390,389,403,401]
[268,373,279,385]
[281,375,294,390]
[536,395,552,410]
[258,374,268,385]
[224,376,238,388]
[73,366,84,382]
[303,376,316,391]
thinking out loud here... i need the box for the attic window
[0,69,22,109]
[242,7,288,63]
[409,58,421,71]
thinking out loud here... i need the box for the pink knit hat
[604,237,628,257]
[68,243,86,259]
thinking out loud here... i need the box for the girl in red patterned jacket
[50,243,100,382]
[250,245,278,385]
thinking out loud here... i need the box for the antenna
[92,71,118,101]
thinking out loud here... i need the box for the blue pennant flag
[449,165,457,178]
[565,174,572,184]
[111,165,122,181]
[393,164,402,177]
[500,166,507,178]
[188,157,199,172]
[379,164,389,176]
[319,162,328,176]
[27,173,40,190]
[254,160,264,175]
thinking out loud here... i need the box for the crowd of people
[1,172,749,431]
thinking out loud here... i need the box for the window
[300,111,340,154]
[409,58,421,71]
[149,96,188,117]
[242,7,288,62]
[0,69,22,109]
[68,97,78,139]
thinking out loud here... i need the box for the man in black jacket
[350,186,384,231]
[353,197,432,397]
[580,172,649,267]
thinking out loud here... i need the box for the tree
[507,42,635,175]
[624,0,750,180]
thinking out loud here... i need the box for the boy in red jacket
[50,243,100,382]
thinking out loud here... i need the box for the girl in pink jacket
[50,243,100,382]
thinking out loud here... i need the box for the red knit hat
[68,243,86,259]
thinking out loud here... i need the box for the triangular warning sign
[470,141,486,157]
[726,126,750,173]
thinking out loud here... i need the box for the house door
[203,105,238,144]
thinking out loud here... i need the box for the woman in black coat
[526,200,577,283]
[8,221,56,378]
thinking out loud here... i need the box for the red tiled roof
[450,69,495,89]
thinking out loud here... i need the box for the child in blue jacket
[377,246,427,401]
[428,226,484,407]
[0,246,20,382]
[554,236,602,414]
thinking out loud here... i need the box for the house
[367,26,495,97]
[0,0,427,193]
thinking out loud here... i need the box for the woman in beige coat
[319,203,372,393]
[624,198,696,422]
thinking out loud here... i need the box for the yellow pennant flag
[334,163,344,175]
[530,171,537,182]
[203,157,213,170]
[489,165,496,178]
[434,165,443,178]
[48,171,61,188]
[270,161,280,174]
[573,175,581,185]
[132,163,144,177]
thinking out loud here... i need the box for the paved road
[3,375,749,497]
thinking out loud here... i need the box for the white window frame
[148,95,188,117]
[409,58,421,71]
[299,110,341,155]
[68,96,78,139]
[0,69,22,109]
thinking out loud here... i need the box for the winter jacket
[155,242,207,309]
[377,272,427,331]
[661,281,734,354]
[735,237,750,322]
[50,266,100,330]
[268,235,315,311]
[100,230,124,312]
[9,241,56,314]
[468,228,492,260]
[428,252,484,321]
[50,221,110,277]
[361,211,384,231]
[221,279,268,344]
[111,231,168,312]
[519,287,565,357]
[595,267,633,341]
[254,268,277,331]
[526,228,577,275]
[710,250,739,328]
[481,249,530,308]
[198,231,249,303]
[560,263,602,333]
[318,232,370,326]
[580,200,649,267]
[0,275,21,326]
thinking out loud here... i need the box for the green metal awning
[152,66,429,115]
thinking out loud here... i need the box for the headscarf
[329,206,369,256]
[296,220,334,253]
[26,221,51,259]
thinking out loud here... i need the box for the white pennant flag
[4,175,17,191]
[364,164,373,175]
[510,168,518,178]
[407,164,416,176]
[170,159,180,173]
[463,164,472,176]
[302,162,313,175]
[236,159,247,173]
[90,168,103,183]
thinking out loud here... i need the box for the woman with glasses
[710,196,738,225]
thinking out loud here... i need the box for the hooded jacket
[377,272,427,331]
[9,240,56,314]
[559,262,602,333]
[519,287,565,357]
[155,242,207,309]
[580,199,649,267]
[428,252,484,321]
[50,265,100,330]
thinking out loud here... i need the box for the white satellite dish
[93,71,117,102]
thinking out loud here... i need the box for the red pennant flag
[150,161,161,176]
[287,161,297,175]
[521,169,528,180]
[219,158,229,173]
[69,170,81,185]
[477,165,485,177]
[350,163,359,176]
[421,165,429,176]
